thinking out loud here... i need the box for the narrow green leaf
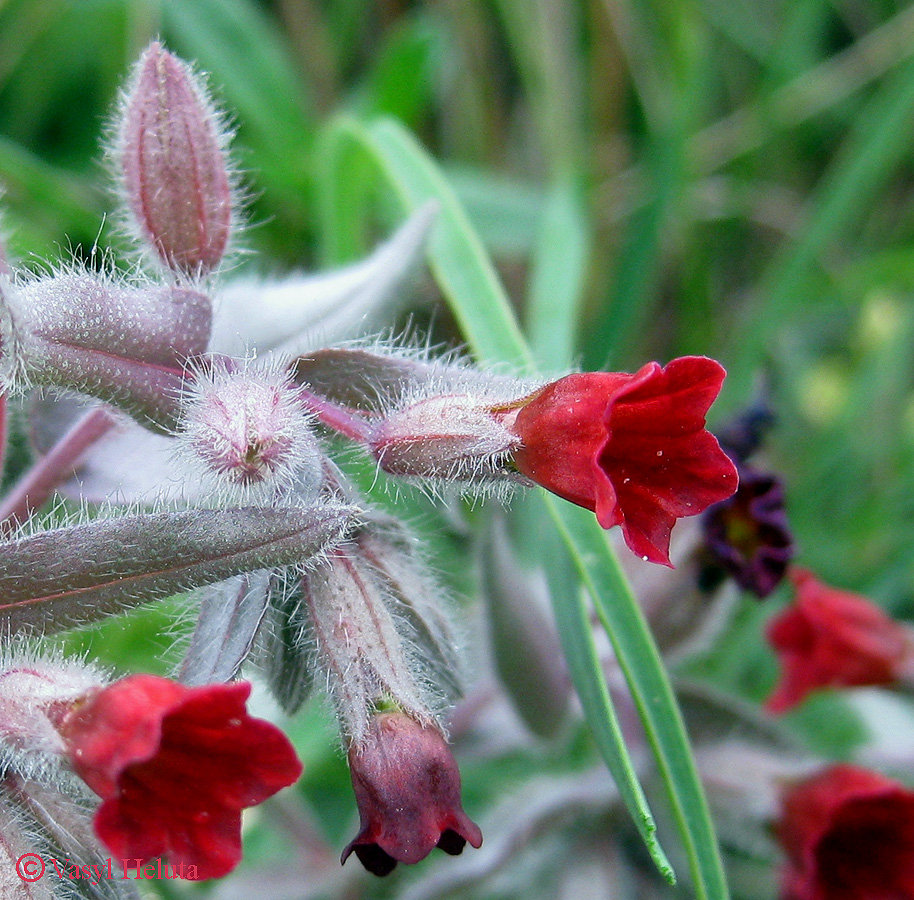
[547,497,729,900]
[543,510,674,883]
[318,115,533,370]
[727,53,914,406]
[525,176,590,371]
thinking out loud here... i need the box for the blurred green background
[4,0,914,896]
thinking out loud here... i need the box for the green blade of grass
[548,498,729,899]
[542,503,674,883]
[726,53,914,407]
[317,113,730,897]
[525,176,590,371]
[319,115,532,370]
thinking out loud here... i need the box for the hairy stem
[298,387,374,442]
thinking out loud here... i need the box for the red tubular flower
[55,675,302,879]
[777,764,914,900]
[341,712,482,876]
[765,568,914,714]
[508,356,738,565]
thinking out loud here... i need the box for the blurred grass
[4,0,914,896]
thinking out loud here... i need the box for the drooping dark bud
[342,712,482,876]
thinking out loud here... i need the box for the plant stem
[298,387,373,442]
[0,406,117,532]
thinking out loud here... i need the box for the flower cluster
[0,40,742,888]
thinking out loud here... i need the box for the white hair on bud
[104,40,249,284]
[0,641,107,782]
[174,354,324,505]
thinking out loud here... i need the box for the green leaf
[318,115,532,371]
[547,498,729,900]
[726,52,914,407]
[525,176,590,371]
[543,508,673,883]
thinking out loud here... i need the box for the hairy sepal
[177,572,272,686]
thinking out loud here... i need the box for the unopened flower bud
[302,545,434,742]
[370,392,521,481]
[179,358,322,501]
[3,271,211,431]
[342,711,482,876]
[114,41,233,277]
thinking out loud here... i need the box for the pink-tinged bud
[369,393,521,481]
[179,358,322,501]
[776,764,914,900]
[54,675,302,879]
[765,568,914,714]
[507,357,739,566]
[115,41,233,277]
[6,272,211,431]
[342,712,482,876]
[0,661,104,767]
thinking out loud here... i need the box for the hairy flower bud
[342,711,482,876]
[302,545,435,742]
[2,271,211,431]
[370,392,521,481]
[114,41,233,277]
[178,357,323,501]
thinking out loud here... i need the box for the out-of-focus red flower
[777,764,914,900]
[509,356,738,565]
[55,674,302,879]
[341,712,482,876]
[765,568,914,714]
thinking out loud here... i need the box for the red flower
[56,675,302,879]
[765,568,914,714]
[509,356,738,565]
[777,764,914,900]
[341,712,482,876]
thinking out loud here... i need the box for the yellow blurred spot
[858,293,903,350]
[800,363,848,425]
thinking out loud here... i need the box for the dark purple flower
[701,463,794,598]
[341,712,482,876]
